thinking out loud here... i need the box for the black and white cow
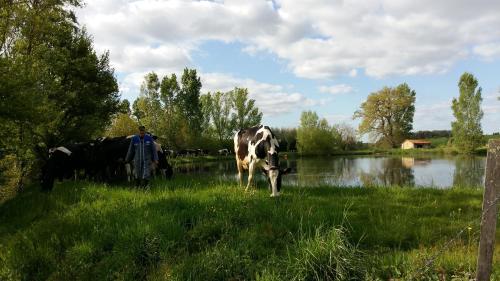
[218,148,229,156]
[153,146,174,179]
[234,125,290,197]
[41,142,96,191]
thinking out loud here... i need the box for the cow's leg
[236,159,244,188]
[125,163,132,182]
[245,161,255,191]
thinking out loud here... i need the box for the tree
[106,113,138,137]
[159,74,181,147]
[451,72,483,153]
[177,68,203,140]
[273,128,297,151]
[297,111,341,155]
[0,0,120,190]
[132,98,146,123]
[354,83,416,148]
[203,91,233,145]
[138,72,162,135]
[230,87,262,129]
[118,99,131,114]
[336,123,358,150]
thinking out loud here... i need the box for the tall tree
[297,111,340,155]
[336,123,358,150]
[208,91,233,145]
[0,0,119,190]
[176,68,203,145]
[354,83,415,148]
[160,74,180,147]
[451,72,483,153]
[230,87,262,129]
[199,93,213,137]
[132,98,146,123]
[138,72,162,135]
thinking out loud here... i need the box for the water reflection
[173,155,485,188]
[453,156,485,187]
[359,157,415,187]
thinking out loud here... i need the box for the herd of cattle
[40,136,173,191]
[41,125,290,196]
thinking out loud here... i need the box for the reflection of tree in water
[295,157,357,186]
[359,157,415,187]
[453,156,484,187]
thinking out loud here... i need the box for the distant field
[1,176,498,280]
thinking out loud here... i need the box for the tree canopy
[0,0,120,190]
[230,88,263,130]
[451,72,483,153]
[124,72,264,150]
[354,83,415,148]
[297,111,341,155]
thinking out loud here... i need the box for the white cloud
[201,73,329,116]
[77,0,500,79]
[414,101,454,131]
[324,114,356,126]
[413,94,500,133]
[319,84,353,95]
[473,43,500,59]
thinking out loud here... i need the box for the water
[173,155,486,188]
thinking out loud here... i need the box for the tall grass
[0,176,498,280]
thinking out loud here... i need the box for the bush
[0,155,22,203]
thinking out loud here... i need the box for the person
[126,126,158,188]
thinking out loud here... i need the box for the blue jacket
[126,135,158,179]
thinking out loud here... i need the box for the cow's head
[264,152,291,197]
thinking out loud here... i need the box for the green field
[1,176,499,280]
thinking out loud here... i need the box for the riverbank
[1,176,497,280]
[169,155,233,165]
[297,146,488,157]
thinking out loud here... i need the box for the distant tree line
[410,130,451,139]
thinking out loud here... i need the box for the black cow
[93,136,132,181]
[233,125,290,197]
[154,149,173,179]
[177,149,198,157]
[41,142,96,191]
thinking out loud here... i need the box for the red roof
[405,139,431,144]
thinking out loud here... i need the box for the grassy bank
[1,176,498,280]
[169,155,233,165]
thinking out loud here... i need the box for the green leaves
[0,0,120,191]
[230,87,263,130]
[355,83,416,148]
[297,111,341,155]
[451,72,483,153]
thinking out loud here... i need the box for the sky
[76,0,500,134]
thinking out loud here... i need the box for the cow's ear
[281,168,291,175]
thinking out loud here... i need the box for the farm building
[401,139,431,149]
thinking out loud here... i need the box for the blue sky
[77,0,500,134]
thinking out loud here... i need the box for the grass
[169,155,233,165]
[0,176,499,280]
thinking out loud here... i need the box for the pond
[173,155,486,188]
